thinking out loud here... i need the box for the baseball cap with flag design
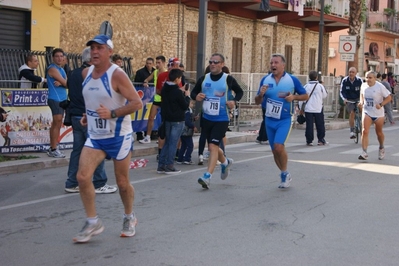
[168,57,180,67]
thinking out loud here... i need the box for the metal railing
[0,48,134,88]
[185,71,342,116]
[304,0,350,18]
[367,12,399,33]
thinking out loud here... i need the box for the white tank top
[82,64,132,139]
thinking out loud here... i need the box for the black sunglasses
[209,60,221,65]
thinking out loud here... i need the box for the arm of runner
[190,76,205,101]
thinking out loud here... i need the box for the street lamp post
[317,0,325,81]
[194,0,208,127]
[196,0,208,81]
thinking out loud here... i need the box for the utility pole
[194,0,208,124]
[196,0,207,81]
[317,0,325,81]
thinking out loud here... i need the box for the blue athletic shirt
[201,73,230,122]
[46,63,67,102]
[259,72,306,120]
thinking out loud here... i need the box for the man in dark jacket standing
[157,68,190,174]
[340,67,363,139]
[18,55,46,88]
[134,57,155,83]
[64,47,117,194]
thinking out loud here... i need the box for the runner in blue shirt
[191,53,243,189]
[258,54,308,189]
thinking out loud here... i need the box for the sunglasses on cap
[209,60,221,65]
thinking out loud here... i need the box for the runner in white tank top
[82,64,132,139]
[73,34,143,243]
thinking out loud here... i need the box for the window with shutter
[232,38,243,73]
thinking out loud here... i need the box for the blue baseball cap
[86,34,114,49]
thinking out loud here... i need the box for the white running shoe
[73,219,104,243]
[278,173,292,189]
[120,215,138,237]
[203,151,210,161]
[198,155,204,165]
[139,136,151,144]
[198,173,211,189]
[47,148,65,158]
[378,148,385,160]
[65,186,79,193]
[358,151,368,160]
[220,158,233,180]
[95,184,118,194]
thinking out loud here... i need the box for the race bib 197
[87,109,110,135]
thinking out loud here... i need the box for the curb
[0,132,258,175]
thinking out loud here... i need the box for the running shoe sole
[198,178,210,189]
[73,223,104,243]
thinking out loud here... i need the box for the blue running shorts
[265,117,292,150]
[84,133,133,160]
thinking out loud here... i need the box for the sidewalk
[0,131,258,175]
[0,114,396,175]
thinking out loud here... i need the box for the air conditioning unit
[328,48,336,58]
[386,47,394,57]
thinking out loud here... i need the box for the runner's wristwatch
[111,110,117,118]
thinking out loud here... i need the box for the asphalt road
[1,125,399,266]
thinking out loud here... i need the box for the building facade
[59,0,349,77]
[1,0,350,78]
[329,0,399,77]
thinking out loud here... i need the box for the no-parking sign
[339,35,356,54]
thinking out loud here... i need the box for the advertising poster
[131,86,161,133]
[0,89,73,154]
[0,86,161,154]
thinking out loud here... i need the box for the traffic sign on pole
[339,35,356,54]
[340,54,354,61]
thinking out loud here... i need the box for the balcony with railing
[304,0,350,19]
[257,0,349,33]
[367,8,399,37]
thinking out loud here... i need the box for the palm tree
[348,0,364,69]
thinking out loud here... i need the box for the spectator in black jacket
[134,57,155,83]
[18,55,46,88]
[64,47,117,194]
[340,67,363,139]
[157,68,190,174]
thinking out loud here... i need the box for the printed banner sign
[0,87,161,154]
[0,89,73,154]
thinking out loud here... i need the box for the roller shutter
[0,8,30,50]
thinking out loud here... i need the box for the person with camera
[156,68,190,174]
[299,70,328,146]
[64,47,117,194]
[46,48,68,158]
